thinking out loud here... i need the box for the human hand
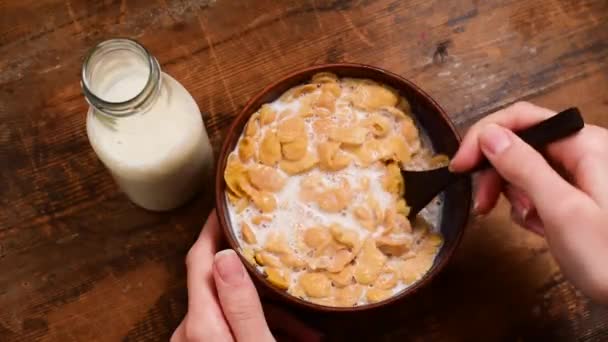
[450,102,608,303]
[171,210,323,342]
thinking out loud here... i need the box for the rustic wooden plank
[0,0,607,340]
[2,0,607,247]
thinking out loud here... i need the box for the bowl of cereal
[215,64,472,311]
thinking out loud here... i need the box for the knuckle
[183,321,205,342]
[474,116,494,130]
[224,301,260,323]
[581,125,608,153]
[496,144,552,191]
[552,196,587,221]
[510,101,532,111]
[499,145,536,177]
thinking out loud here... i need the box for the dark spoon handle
[467,107,584,174]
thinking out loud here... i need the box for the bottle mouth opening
[81,38,161,117]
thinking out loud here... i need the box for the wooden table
[1,0,607,340]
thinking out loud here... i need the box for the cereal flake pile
[224,72,447,307]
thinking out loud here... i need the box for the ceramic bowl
[215,63,472,312]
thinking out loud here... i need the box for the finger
[185,210,234,341]
[214,249,274,342]
[265,304,323,342]
[545,124,608,206]
[170,320,186,342]
[473,169,503,215]
[450,102,555,172]
[478,123,597,226]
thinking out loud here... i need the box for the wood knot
[433,40,452,64]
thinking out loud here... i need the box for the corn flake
[316,179,352,213]
[303,226,332,250]
[318,141,351,171]
[264,231,290,254]
[224,156,248,197]
[299,272,332,298]
[265,267,290,290]
[280,252,306,270]
[238,137,255,162]
[279,153,318,175]
[335,284,363,307]
[327,265,355,288]
[366,287,392,303]
[254,251,282,267]
[312,72,339,84]
[251,191,277,213]
[352,82,398,110]
[353,239,387,285]
[329,126,368,146]
[373,268,398,290]
[259,104,276,125]
[245,113,259,137]
[241,222,257,244]
[382,162,404,195]
[364,114,391,138]
[259,130,281,166]
[329,223,360,249]
[251,215,272,225]
[282,135,308,161]
[277,116,306,143]
[248,164,286,192]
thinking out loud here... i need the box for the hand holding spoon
[403,107,585,219]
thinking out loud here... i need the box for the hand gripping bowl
[215,63,472,312]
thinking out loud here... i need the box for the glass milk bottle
[81,38,213,211]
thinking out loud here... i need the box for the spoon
[403,107,585,219]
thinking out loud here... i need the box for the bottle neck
[81,38,161,117]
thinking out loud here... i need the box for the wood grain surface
[1,0,607,341]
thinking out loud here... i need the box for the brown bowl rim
[215,63,469,312]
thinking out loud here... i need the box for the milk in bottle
[81,39,213,211]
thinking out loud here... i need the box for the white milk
[83,39,213,211]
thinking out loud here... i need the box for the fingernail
[448,160,457,172]
[511,201,530,222]
[472,201,482,216]
[479,124,512,155]
[510,207,525,227]
[510,203,532,229]
[215,249,245,284]
[514,200,532,221]
[448,149,459,171]
[511,208,545,236]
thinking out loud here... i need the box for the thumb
[213,249,274,342]
[478,124,588,224]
